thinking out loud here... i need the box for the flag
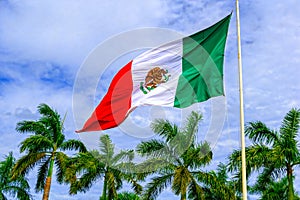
[76,13,231,133]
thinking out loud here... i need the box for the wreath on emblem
[140,67,171,94]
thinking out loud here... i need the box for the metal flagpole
[235,0,247,199]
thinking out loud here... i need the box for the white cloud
[0,0,169,67]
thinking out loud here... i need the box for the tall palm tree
[136,112,231,200]
[250,176,299,200]
[228,108,300,200]
[0,152,31,200]
[117,191,140,200]
[12,103,87,200]
[204,163,240,200]
[66,134,142,200]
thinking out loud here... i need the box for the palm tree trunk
[42,158,54,200]
[180,191,186,200]
[287,164,294,200]
[42,177,52,200]
[101,173,107,200]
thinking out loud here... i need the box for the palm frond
[136,139,165,157]
[55,134,65,147]
[15,186,32,200]
[137,139,182,167]
[279,108,300,163]
[106,170,118,199]
[112,150,134,165]
[172,166,190,196]
[117,191,140,200]
[151,119,177,142]
[182,111,202,142]
[167,112,202,158]
[183,142,212,169]
[35,157,51,192]
[143,173,173,200]
[121,173,143,195]
[69,171,99,194]
[253,177,289,200]
[67,152,105,194]
[72,151,105,175]
[215,163,228,183]
[250,166,275,194]
[135,158,173,174]
[38,104,62,142]
[59,139,87,153]
[187,176,204,200]
[99,134,114,161]
[193,170,235,200]
[169,130,194,160]
[228,144,272,174]
[16,121,49,135]
[1,185,31,200]
[114,162,136,174]
[37,104,61,123]
[280,108,300,138]
[0,152,15,183]
[245,121,278,145]
[54,152,68,183]
[68,153,104,194]
[12,152,47,179]
[19,135,53,153]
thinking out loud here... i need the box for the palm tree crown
[66,134,142,200]
[0,152,31,200]
[136,111,231,200]
[12,103,87,200]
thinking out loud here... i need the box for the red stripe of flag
[76,61,133,133]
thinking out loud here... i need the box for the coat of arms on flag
[139,67,171,94]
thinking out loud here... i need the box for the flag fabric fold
[76,13,231,133]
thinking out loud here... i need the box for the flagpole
[235,0,247,199]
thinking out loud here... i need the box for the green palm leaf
[59,139,87,152]
[16,121,49,136]
[19,135,53,153]
[12,152,47,178]
[151,119,178,142]
[187,177,204,200]
[245,121,279,145]
[35,157,51,192]
[144,173,173,200]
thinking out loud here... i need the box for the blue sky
[0,0,299,199]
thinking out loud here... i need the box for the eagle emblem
[140,67,171,94]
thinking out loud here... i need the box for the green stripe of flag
[174,13,232,108]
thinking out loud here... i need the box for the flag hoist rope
[236,0,248,199]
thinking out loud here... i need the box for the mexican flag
[76,13,231,133]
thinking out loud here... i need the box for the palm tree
[204,163,240,200]
[66,134,142,200]
[136,111,230,200]
[0,152,31,200]
[228,108,300,200]
[250,176,288,200]
[117,191,140,200]
[250,171,300,200]
[12,103,87,200]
